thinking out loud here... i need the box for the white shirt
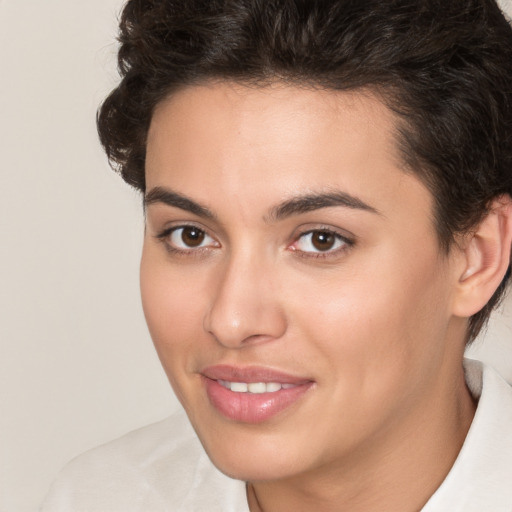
[40,360,512,512]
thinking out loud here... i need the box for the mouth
[217,380,298,393]
[201,365,314,423]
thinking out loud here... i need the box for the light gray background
[1,1,511,511]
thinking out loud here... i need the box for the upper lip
[201,365,313,384]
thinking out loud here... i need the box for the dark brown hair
[97,0,512,342]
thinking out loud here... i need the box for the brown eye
[167,226,217,250]
[293,229,348,255]
[311,231,336,251]
[181,226,205,247]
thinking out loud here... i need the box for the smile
[201,365,314,423]
[217,381,297,393]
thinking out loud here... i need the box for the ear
[452,195,512,318]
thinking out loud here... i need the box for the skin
[141,82,477,511]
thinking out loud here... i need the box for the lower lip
[203,378,313,423]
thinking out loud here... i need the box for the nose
[203,253,287,348]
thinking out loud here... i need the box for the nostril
[203,298,287,349]
[202,257,287,348]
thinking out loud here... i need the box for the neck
[247,358,476,512]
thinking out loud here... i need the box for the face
[141,83,466,482]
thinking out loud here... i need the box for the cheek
[139,246,206,367]
[288,245,452,379]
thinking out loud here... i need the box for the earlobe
[452,195,512,318]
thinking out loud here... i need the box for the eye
[292,229,349,254]
[161,225,219,251]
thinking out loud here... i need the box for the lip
[202,364,312,384]
[201,365,314,423]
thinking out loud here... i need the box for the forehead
[146,82,433,228]
[148,82,400,164]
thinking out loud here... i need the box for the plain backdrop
[1,1,511,511]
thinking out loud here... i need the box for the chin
[196,426,311,482]
[210,452,296,482]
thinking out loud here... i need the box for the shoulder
[40,409,248,512]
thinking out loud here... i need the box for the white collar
[421,359,512,511]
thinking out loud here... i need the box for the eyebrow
[144,186,380,221]
[267,191,380,221]
[144,187,215,219]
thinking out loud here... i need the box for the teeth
[218,381,291,393]
[265,382,282,392]
[230,382,248,392]
[248,382,266,394]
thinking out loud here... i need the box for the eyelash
[155,225,355,259]
[155,225,218,256]
[289,228,354,259]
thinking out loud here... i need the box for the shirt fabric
[40,359,512,512]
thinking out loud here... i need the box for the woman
[42,0,512,510]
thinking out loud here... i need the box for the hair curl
[98,0,512,342]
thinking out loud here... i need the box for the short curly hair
[97,0,512,342]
